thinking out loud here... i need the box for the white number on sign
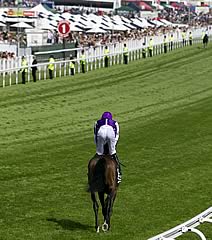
[62,24,66,34]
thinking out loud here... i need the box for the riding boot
[112,153,122,183]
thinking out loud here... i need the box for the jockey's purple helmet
[101,112,112,120]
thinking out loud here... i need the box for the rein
[120,162,126,167]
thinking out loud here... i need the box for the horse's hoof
[96,226,100,233]
[102,222,109,232]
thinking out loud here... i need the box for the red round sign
[58,20,70,37]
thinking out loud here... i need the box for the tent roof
[0,22,6,27]
[41,24,56,30]
[70,25,83,32]
[30,4,53,15]
[10,22,33,29]
[131,18,150,28]
[121,16,132,23]
[137,17,155,27]
[86,27,107,33]
[123,22,136,29]
[150,19,165,26]
[159,19,173,25]
[0,15,5,23]
[112,24,129,31]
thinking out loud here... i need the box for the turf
[0,44,211,240]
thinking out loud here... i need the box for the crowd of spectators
[0,51,15,59]
[0,31,27,45]
[0,3,211,50]
[0,0,39,7]
[63,25,188,49]
[0,31,16,43]
[46,9,211,49]
[55,6,108,16]
[57,3,212,25]
[159,8,211,26]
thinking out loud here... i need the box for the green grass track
[0,44,211,240]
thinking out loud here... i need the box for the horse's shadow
[47,217,93,231]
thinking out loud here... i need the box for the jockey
[94,111,122,183]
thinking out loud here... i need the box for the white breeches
[96,125,117,155]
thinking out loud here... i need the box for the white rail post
[3,71,5,88]
[89,48,92,72]
[118,43,121,64]
[203,218,212,223]
[85,48,88,72]
[28,66,30,83]
[54,63,57,78]
[98,46,101,69]
[15,60,18,84]
[9,71,12,86]
[78,50,81,73]
[130,48,133,63]
[103,46,105,68]
[59,62,62,78]
[148,207,212,240]
[44,65,47,80]
[68,60,71,76]
[94,47,97,70]
[108,45,111,67]
[113,44,115,65]
[136,39,139,60]
[64,61,67,77]
[9,59,12,86]
[38,66,41,81]
[3,59,5,77]
[188,228,206,240]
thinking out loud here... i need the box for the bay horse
[88,154,119,233]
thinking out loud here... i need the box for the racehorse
[88,153,119,233]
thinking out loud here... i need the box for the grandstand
[53,0,121,9]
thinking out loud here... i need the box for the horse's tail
[88,157,106,193]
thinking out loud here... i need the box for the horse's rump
[104,157,117,190]
[88,156,117,193]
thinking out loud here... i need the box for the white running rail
[148,207,212,240]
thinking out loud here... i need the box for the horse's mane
[88,156,117,193]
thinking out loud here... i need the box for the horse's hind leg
[103,191,115,231]
[105,191,116,230]
[91,193,100,233]
[98,192,106,220]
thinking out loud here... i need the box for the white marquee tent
[86,27,107,33]
[30,4,53,16]
[0,4,182,36]
[0,22,6,27]
[10,22,33,29]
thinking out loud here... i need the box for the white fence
[0,27,208,87]
[0,55,34,73]
[148,207,212,240]
[0,26,208,69]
